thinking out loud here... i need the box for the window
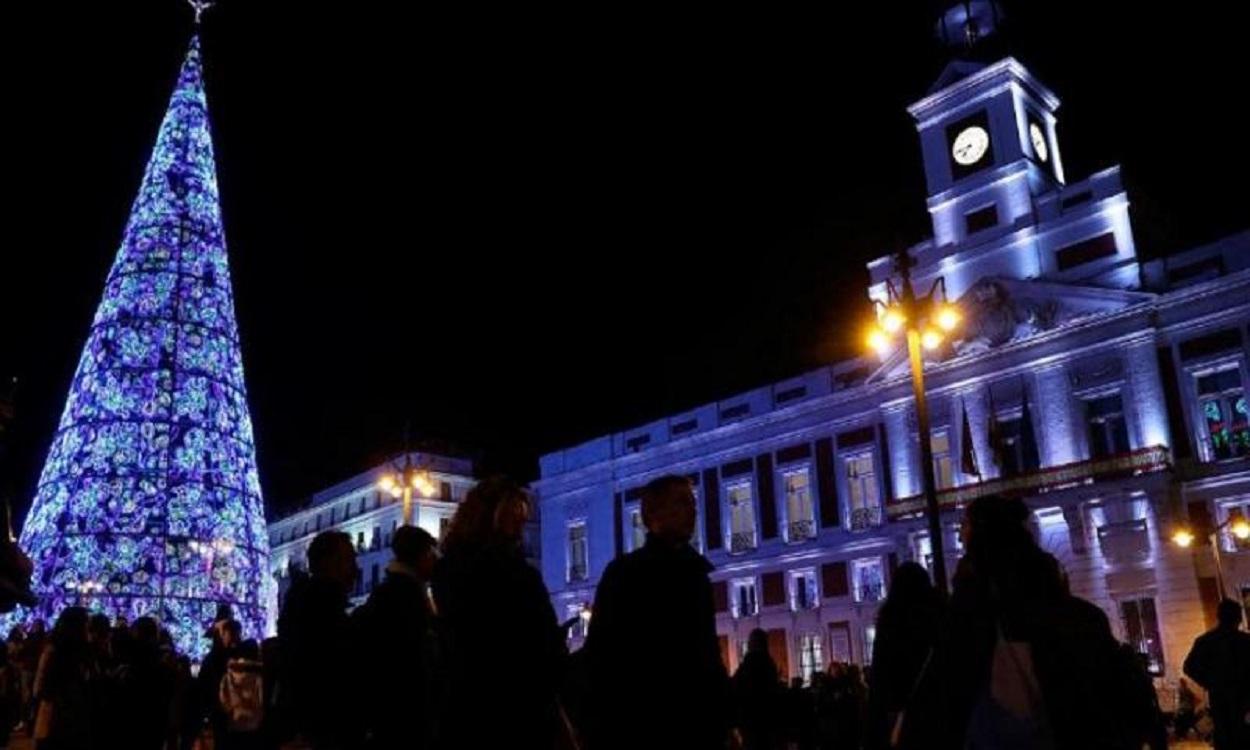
[845,453,881,530]
[732,578,758,618]
[1055,232,1117,271]
[690,488,704,553]
[965,204,998,235]
[567,521,588,582]
[1119,597,1165,676]
[355,532,365,552]
[798,633,824,684]
[784,469,816,542]
[1197,368,1249,460]
[370,526,381,551]
[438,516,451,541]
[913,533,934,574]
[565,604,588,640]
[996,414,1036,477]
[1086,393,1130,459]
[931,431,954,490]
[864,625,878,665]
[1219,501,1250,552]
[628,506,646,551]
[791,570,818,611]
[852,558,886,603]
[727,483,757,553]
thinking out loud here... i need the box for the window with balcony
[798,633,824,684]
[864,624,878,665]
[1197,368,1249,460]
[845,453,881,530]
[1119,597,1165,676]
[784,469,816,543]
[567,521,588,582]
[791,569,819,611]
[566,604,588,640]
[732,578,758,618]
[931,431,953,490]
[727,483,758,553]
[1086,393,1130,459]
[1218,501,1250,552]
[852,558,886,603]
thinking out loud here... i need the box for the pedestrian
[32,606,92,750]
[732,628,783,750]
[219,639,264,750]
[1183,598,1250,750]
[277,529,364,749]
[432,476,567,749]
[118,616,174,750]
[353,524,440,748]
[865,561,944,749]
[199,618,242,746]
[582,474,731,750]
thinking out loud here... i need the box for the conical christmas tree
[18,36,271,656]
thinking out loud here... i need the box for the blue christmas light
[15,36,271,657]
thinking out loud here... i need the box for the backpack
[219,658,264,732]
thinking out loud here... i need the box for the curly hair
[440,476,530,556]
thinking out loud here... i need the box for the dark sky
[2,1,1247,519]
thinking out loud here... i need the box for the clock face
[951,126,990,166]
[1029,122,1049,162]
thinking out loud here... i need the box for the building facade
[267,452,475,614]
[534,55,1250,700]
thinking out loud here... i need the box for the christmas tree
[17,35,271,656]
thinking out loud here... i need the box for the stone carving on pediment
[954,280,1072,355]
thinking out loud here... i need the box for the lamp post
[865,252,961,596]
[1172,512,1250,598]
[378,452,436,527]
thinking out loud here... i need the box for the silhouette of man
[277,530,363,749]
[353,525,439,749]
[1183,599,1250,750]
[584,475,730,750]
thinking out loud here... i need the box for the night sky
[2,1,1247,519]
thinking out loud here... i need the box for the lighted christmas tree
[17,35,271,656]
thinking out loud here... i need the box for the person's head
[131,616,160,649]
[441,477,532,554]
[220,619,242,649]
[746,628,768,655]
[214,603,233,623]
[641,475,697,544]
[88,613,111,644]
[961,495,1033,554]
[307,530,358,595]
[1216,598,1244,629]
[52,606,90,649]
[31,619,45,636]
[392,525,438,580]
[113,615,128,630]
[236,639,260,661]
[884,561,935,607]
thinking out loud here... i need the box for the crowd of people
[1,474,1247,749]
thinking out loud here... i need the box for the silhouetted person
[33,606,92,750]
[1183,598,1250,750]
[732,628,783,750]
[901,496,1143,749]
[219,638,264,750]
[278,529,364,749]
[584,475,731,750]
[866,561,944,749]
[119,616,174,750]
[199,618,241,746]
[432,477,566,749]
[353,524,439,748]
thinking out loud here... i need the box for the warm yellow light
[921,329,943,350]
[882,308,906,334]
[389,485,403,499]
[936,305,960,332]
[867,328,891,356]
[378,475,395,492]
[1171,528,1195,548]
[413,473,435,496]
[1231,518,1250,540]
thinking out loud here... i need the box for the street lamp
[378,453,436,527]
[1172,511,1250,598]
[865,252,961,596]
